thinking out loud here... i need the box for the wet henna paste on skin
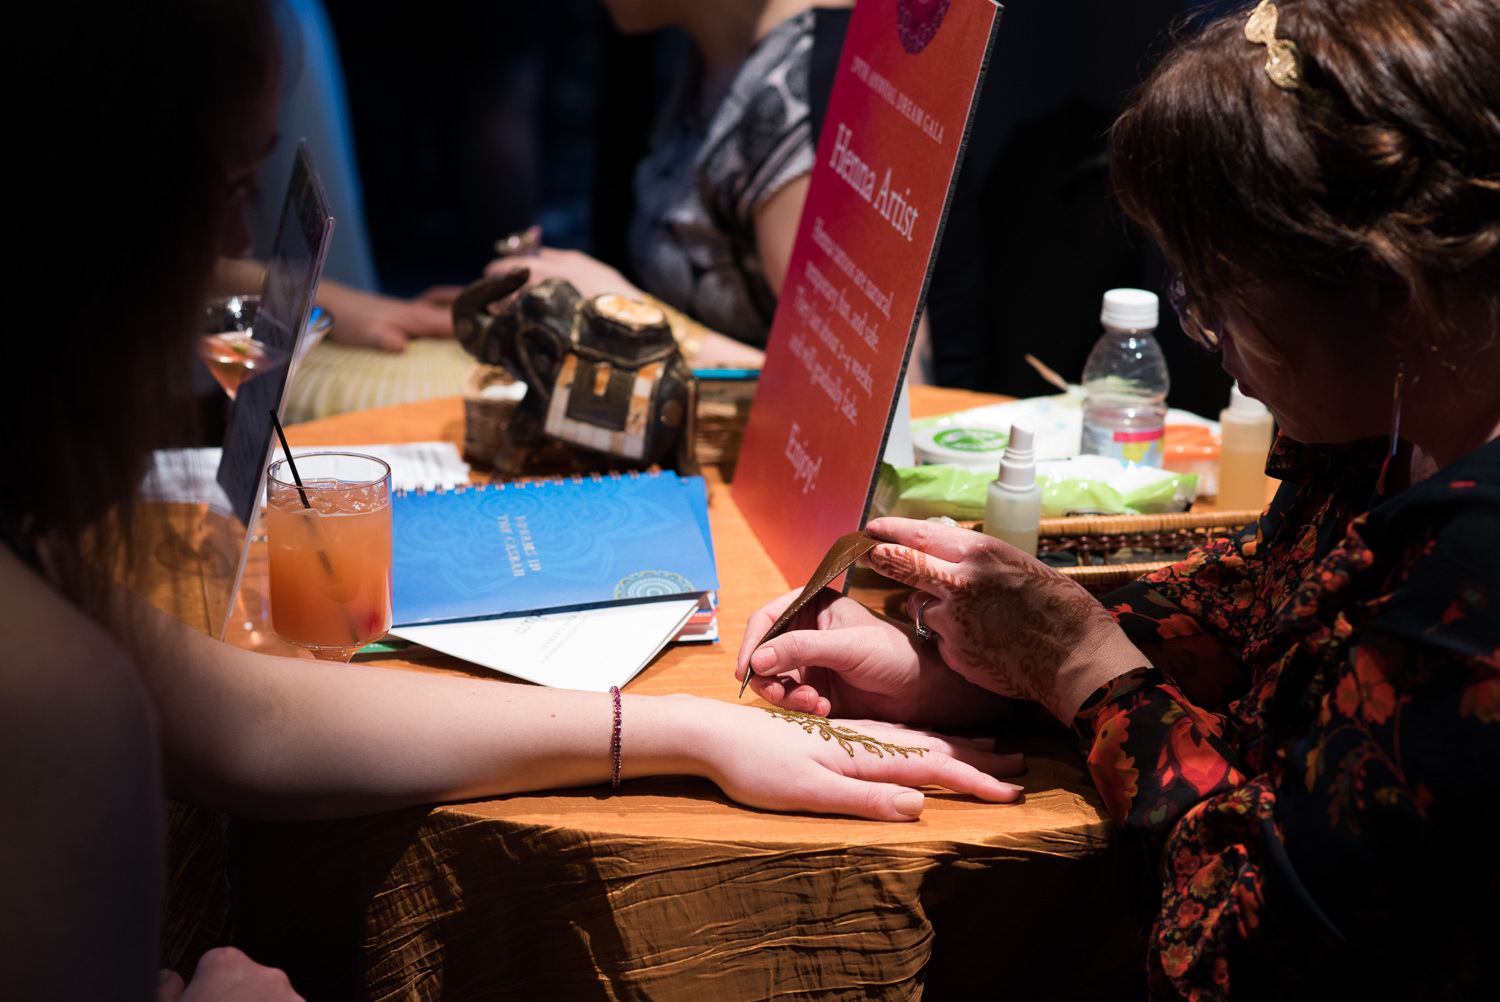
[762,707,929,759]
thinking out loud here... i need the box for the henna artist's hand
[860,518,1147,722]
[674,696,1024,821]
[736,587,1013,729]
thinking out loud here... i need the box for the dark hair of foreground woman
[8,1,278,605]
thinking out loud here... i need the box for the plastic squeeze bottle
[983,424,1043,555]
[1080,289,1169,467]
[1217,381,1275,510]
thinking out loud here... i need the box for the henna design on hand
[872,542,1120,711]
[763,707,929,759]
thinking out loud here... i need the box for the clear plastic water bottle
[1080,288,1169,467]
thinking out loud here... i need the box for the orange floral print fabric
[1074,436,1500,1000]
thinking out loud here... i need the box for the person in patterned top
[486,1,853,349]
[737,1,1500,997]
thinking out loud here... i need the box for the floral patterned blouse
[1079,435,1500,1000]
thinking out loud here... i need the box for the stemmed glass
[198,295,333,398]
[198,296,289,399]
[265,451,393,661]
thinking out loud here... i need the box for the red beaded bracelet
[609,685,623,789]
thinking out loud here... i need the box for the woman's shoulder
[1357,438,1500,659]
[1363,437,1500,563]
[0,546,157,771]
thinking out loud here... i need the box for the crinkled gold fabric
[230,741,1137,1001]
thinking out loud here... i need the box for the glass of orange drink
[266,452,393,661]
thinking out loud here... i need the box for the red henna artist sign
[732,0,1002,585]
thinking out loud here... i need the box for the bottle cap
[1228,381,1268,417]
[996,424,1036,489]
[1100,288,1159,331]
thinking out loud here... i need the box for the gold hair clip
[1245,0,1304,91]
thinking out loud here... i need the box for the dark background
[320,0,1245,417]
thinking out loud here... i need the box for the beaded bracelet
[609,685,623,789]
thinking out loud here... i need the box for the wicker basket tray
[1026,509,1262,590]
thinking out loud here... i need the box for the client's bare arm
[113,583,1022,823]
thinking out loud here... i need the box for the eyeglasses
[1166,272,1222,352]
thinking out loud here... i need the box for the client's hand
[158,948,303,1002]
[860,518,1146,722]
[485,246,646,301]
[676,695,1023,821]
[736,588,1011,728]
[320,283,461,352]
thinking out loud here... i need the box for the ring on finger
[913,594,937,641]
[494,225,541,258]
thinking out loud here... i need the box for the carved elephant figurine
[452,269,697,473]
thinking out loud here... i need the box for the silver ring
[913,595,935,640]
[494,225,541,258]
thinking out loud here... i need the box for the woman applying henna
[739,0,1500,996]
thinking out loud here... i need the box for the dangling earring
[1376,359,1405,495]
[1387,360,1405,457]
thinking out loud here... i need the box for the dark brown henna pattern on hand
[763,708,929,759]
[870,543,1118,709]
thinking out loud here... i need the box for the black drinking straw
[270,411,313,509]
[269,410,361,647]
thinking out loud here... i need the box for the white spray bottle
[983,424,1043,555]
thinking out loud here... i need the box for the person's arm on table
[313,281,460,352]
[116,588,1021,824]
[486,246,647,301]
[483,248,766,365]
[211,256,459,352]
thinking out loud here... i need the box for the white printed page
[390,598,699,692]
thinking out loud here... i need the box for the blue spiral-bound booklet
[391,472,718,627]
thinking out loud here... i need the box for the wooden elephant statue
[453,269,696,475]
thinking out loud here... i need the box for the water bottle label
[1080,422,1165,466]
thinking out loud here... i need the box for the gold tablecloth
[164,389,1138,1000]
